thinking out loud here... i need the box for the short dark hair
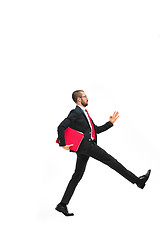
[72,90,84,103]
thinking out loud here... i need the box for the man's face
[80,92,88,107]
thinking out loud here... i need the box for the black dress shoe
[55,203,74,216]
[136,169,151,189]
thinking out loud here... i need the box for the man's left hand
[109,111,119,124]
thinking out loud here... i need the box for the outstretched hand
[109,111,119,124]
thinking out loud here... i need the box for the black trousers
[61,142,138,205]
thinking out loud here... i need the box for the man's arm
[95,121,113,134]
[57,109,77,148]
[58,118,71,146]
[95,111,119,134]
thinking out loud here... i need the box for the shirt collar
[76,105,86,111]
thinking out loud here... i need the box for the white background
[0,0,160,239]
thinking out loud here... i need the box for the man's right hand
[62,144,73,150]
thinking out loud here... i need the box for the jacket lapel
[75,105,92,128]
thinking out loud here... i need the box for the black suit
[58,105,113,154]
[58,105,138,205]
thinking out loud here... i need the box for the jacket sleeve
[94,121,113,134]
[57,110,77,146]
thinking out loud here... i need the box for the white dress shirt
[77,105,94,140]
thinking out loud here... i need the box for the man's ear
[77,97,81,103]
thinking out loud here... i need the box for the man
[55,90,151,216]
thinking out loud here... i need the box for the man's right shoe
[55,203,74,216]
[136,169,151,189]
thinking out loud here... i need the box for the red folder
[56,127,84,152]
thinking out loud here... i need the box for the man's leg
[88,142,138,184]
[60,153,89,205]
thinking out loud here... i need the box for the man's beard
[81,100,88,107]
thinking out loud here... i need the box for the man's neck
[77,104,86,110]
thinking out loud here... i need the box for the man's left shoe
[136,169,151,189]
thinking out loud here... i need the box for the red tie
[85,109,96,141]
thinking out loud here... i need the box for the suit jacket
[57,105,113,155]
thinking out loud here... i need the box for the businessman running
[55,90,151,216]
